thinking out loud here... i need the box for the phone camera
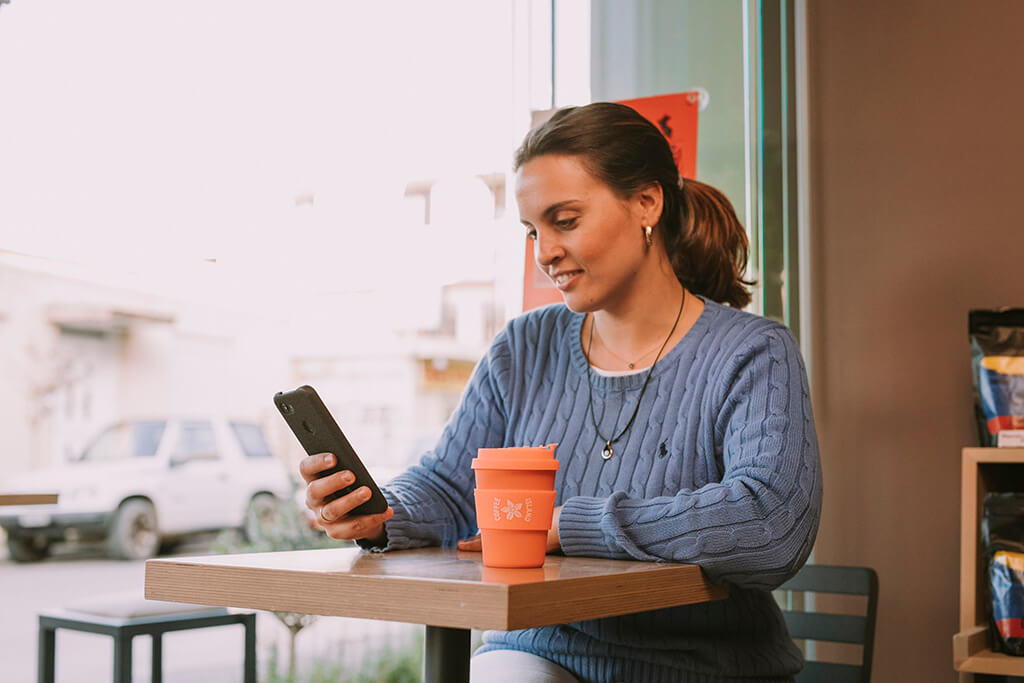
[280,402,294,415]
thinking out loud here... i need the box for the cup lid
[471,456,560,471]
[473,443,559,470]
[476,443,556,458]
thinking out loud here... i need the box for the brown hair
[514,102,754,308]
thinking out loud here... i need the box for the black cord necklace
[585,290,686,460]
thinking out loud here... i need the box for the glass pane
[231,422,273,459]
[590,0,802,336]
[591,0,749,231]
[757,0,799,335]
[80,421,166,461]
[176,421,218,459]
[0,1,538,473]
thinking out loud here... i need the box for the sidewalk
[0,542,421,682]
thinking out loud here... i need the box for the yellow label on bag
[994,551,1024,571]
[982,356,1024,376]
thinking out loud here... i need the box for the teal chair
[777,565,879,683]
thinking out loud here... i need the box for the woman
[301,102,822,682]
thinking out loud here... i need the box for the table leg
[242,614,256,683]
[113,631,132,683]
[37,624,55,683]
[151,633,162,683]
[424,626,470,683]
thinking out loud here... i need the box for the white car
[0,418,294,562]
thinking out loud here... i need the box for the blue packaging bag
[970,309,1024,446]
[983,492,1024,655]
[992,551,1024,646]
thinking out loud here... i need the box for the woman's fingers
[303,468,356,512]
[457,533,482,551]
[456,509,560,554]
[298,452,336,484]
[306,470,355,507]
[319,506,395,542]
[300,454,392,543]
[319,485,374,522]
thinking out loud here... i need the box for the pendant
[601,442,613,460]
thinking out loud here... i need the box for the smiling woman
[300,101,822,683]
[516,103,753,313]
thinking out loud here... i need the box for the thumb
[457,533,482,551]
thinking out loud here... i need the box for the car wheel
[6,535,51,563]
[243,493,280,541]
[107,499,160,560]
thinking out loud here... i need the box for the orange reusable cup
[472,444,560,568]
[474,489,557,568]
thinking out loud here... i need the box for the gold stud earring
[643,225,653,246]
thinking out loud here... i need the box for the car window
[80,421,166,461]
[230,422,272,458]
[174,421,219,460]
[134,421,166,457]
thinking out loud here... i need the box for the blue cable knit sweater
[373,297,822,682]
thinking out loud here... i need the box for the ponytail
[663,178,753,309]
[514,102,756,308]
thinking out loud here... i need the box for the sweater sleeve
[360,329,511,552]
[556,325,822,590]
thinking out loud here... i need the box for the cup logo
[492,496,534,522]
[501,500,522,520]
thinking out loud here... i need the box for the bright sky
[0,0,532,304]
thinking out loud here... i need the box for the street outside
[0,536,421,682]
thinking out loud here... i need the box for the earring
[643,225,653,246]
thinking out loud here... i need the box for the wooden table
[0,494,58,506]
[145,547,727,682]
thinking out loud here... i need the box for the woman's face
[515,154,656,313]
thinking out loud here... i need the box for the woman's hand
[457,506,562,554]
[299,452,394,545]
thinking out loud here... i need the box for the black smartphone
[274,385,388,515]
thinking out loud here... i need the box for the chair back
[776,565,879,683]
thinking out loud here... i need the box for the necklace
[592,323,665,370]
[585,291,686,460]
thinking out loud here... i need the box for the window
[590,0,807,345]
[80,421,166,462]
[174,421,218,460]
[231,422,273,459]
[0,2,555,474]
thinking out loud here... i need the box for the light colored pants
[470,649,580,683]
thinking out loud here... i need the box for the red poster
[522,92,701,312]
[616,92,699,179]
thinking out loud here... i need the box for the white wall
[0,262,292,481]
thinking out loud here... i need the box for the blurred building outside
[0,237,511,545]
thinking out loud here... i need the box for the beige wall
[807,1,1024,680]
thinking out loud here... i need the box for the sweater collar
[567,295,716,392]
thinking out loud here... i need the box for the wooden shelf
[957,649,1024,676]
[954,624,1024,675]
[956,448,1024,679]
